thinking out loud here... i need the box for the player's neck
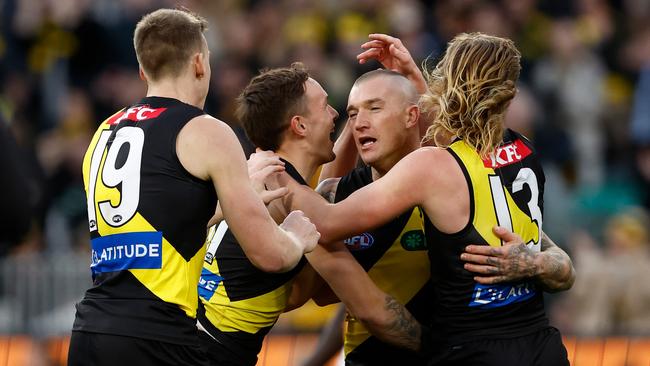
[275,145,320,183]
[146,79,205,109]
[370,139,419,181]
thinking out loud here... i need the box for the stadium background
[1,0,650,364]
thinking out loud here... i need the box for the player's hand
[248,149,288,204]
[461,226,539,284]
[280,210,320,254]
[357,33,428,94]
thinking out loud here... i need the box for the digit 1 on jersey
[87,126,145,231]
[488,168,542,249]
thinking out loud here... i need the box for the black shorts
[429,326,569,366]
[198,330,261,366]
[68,331,209,366]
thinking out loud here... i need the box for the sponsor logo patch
[198,268,223,301]
[106,105,167,125]
[90,232,163,276]
[400,230,427,251]
[482,139,532,169]
[344,233,375,251]
[468,282,537,308]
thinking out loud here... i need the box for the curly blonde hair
[421,33,521,158]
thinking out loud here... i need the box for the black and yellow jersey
[426,128,547,344]
[335,166,433,365]
[197,159,307,363]
[73,97,217,345]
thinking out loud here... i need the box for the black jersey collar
[280,158,309,186]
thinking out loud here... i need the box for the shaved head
[353,69,419,106]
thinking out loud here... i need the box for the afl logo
[112,215,123,223]
[344,233,374,251]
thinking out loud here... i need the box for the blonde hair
[134,8,208,81]
[421,33,521,158]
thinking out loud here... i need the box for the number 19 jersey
[426,129,548,344]
[73,96,217,345]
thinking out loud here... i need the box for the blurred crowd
[1,0,650,337]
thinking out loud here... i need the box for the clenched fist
[280,210,320,254]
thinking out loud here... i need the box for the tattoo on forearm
[383,295,421,351]
[538,232,574,291]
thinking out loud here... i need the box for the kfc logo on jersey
[344,233,375,251]
[483,139,532,169]
[106,105,167,125]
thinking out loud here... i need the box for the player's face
[303,78,338,165]
[347,77,411,168]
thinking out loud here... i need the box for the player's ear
[192,52,205,80]
[404,104,420,129]
[138,67,147,82]
[289,115,307,137]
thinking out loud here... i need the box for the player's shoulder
[335,166,372,201]
[185,114,228,130]
[403,146,457,172]
[180,114,239,144]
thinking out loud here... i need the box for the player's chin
[359,151,376,166]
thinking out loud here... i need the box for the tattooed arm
[461,226,576,292]
[303,176,422,351]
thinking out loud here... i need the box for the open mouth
[359,137,377,147]
[329,129,336,142]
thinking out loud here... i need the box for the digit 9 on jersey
[87,126,144,229]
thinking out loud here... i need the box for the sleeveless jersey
[335,166,433,365]
[73,96,217,345]
[197,159,307,361]
[426,128,547,344]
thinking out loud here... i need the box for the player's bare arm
[177,115,318,273]
[294,174,423,350]
[461,227,576,292]
[207,152,287,227]
[280,146,464,243]
[306,239,422,351]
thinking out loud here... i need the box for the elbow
[545,264,576,293]
[249,254,297,273]
[317,221,339,244]
[559,265,577,291]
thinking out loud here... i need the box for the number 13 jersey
[426,128,548,343]
[73,96,217,345]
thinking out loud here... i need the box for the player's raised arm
[178,115,318,272]
[358,34,428,95]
